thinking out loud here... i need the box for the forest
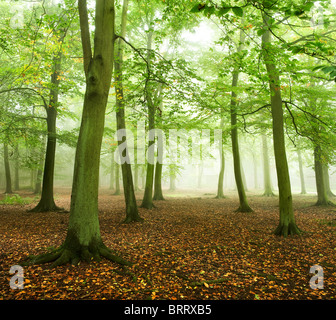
[0,0,336,303]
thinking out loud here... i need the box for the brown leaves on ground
[0,189,336,300]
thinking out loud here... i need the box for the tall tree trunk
[114,163,121,195]
[262,134,274,196]
[23,0,130,267]
[109,154,115,190]
[314,146,330,205]
[216,121,225,198]
[297,147,307,195]
[134,164,139,191]
[141,26,155,209]
[153,162,165,200]
[30,30,67,212]
[4,142,13,194]
[114,0,142,222]
[14,144,19,191]
[262,13,300,236]
[323,164,335,198]
[230,26,253,212]
[169,165,176,191]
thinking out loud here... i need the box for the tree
[261,12,301,236]
[230,24,253,212]
[23,0,131,267]
[114,0,143,223]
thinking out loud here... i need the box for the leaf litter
[0,189,335,300]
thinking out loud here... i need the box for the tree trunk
[114,163,121,195]
[30,31,67,212]
[314,146,330,205]
[153,162,165,200]
[134,164,139,191]
[230,26,253,212]
[141,27,155,209]
[23,0,130,267]
[169,165,176,191]
[4,142,13,194]
[262,134,274,196]
[14,144,19,191]
[262,13,300,236]
[297,147,307,195]
[109,154,115,190]
[323,164,335,198]
[114,0,142,223]
[216,149,225,198]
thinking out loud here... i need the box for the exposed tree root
[235,204,253,213]
[21,243,132,268]
[314,200,336,207]
[123,215,144,224]
[28,201,65,213]
[273,222,302,237]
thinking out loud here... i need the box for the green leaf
[218,7,230,16]
[257,28,266,36]
[190,4,206,13]
[232,6,243,17]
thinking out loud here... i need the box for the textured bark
[262,13,300,236]
[23,0,130,267]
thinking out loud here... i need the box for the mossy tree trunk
[261,13,300,236]
[23,0,131,267]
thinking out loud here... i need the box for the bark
[323,164,335,198]
[261,13,300,236]
[114,0,143,222]
[14,144,19,191]
[216,123,225,199]
[230,26,253,212]
[109,154,115,190]
[153,162,165,200]
[314,146,330,205]
[216,149,225,198]
[297,147,307,195]
[262,134,275,196]
[30,30,66,212]
[4,142,13,194]
[141,26,155,209]
[169,166,176,191]
[23,0,131,267]
[114,163,121,195]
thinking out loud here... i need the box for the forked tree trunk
[262,13,300,236]
[23,0,130,267]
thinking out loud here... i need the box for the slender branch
[78,0,92,77]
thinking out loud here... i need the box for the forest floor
[0,188,336,300]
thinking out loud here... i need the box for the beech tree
[23,0,131,267]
